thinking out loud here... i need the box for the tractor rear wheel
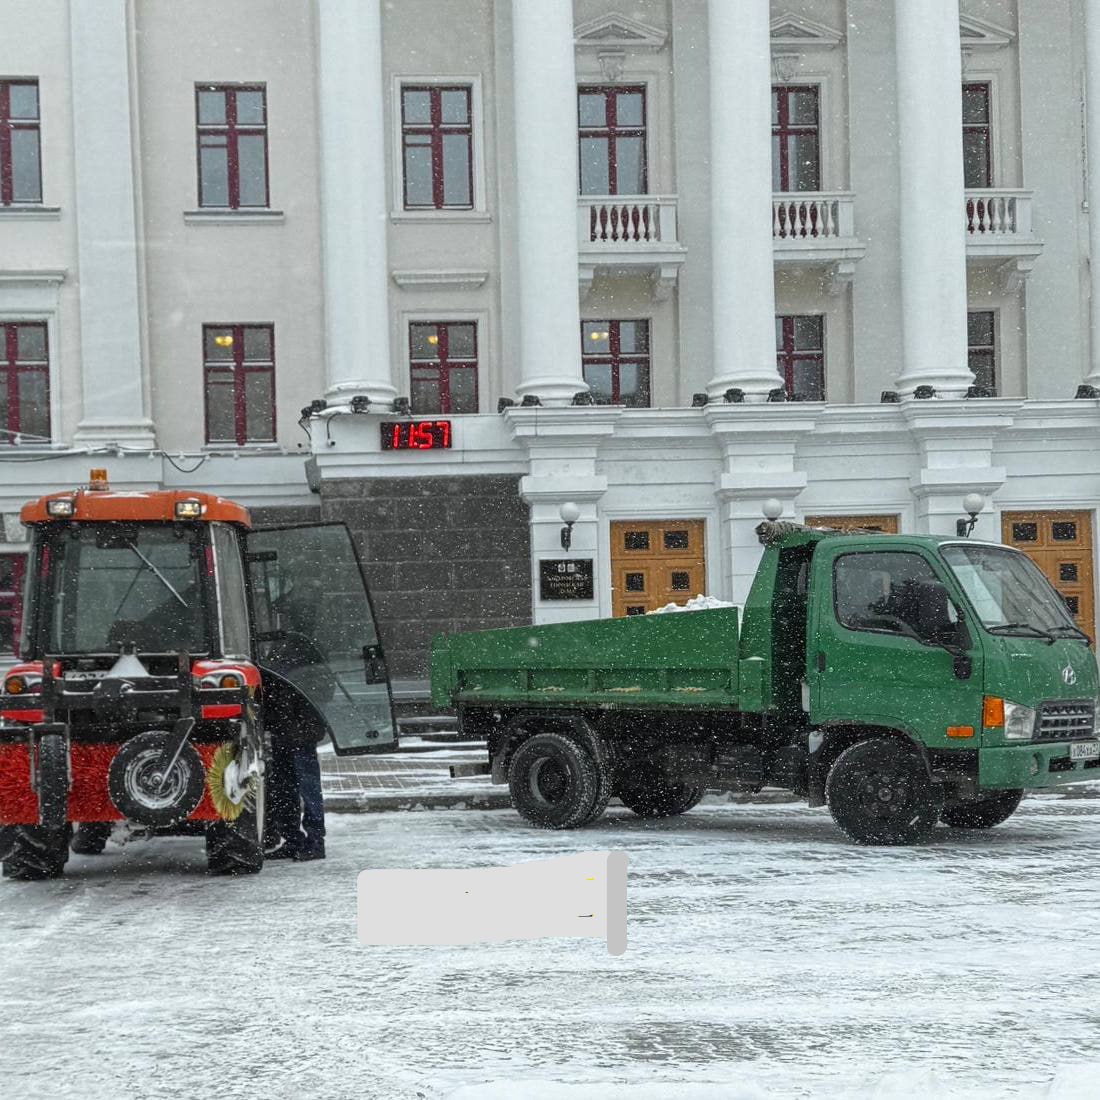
[0,825,72,880]
[205,768,265,875]
[36,733,70,831]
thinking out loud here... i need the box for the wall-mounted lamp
[956,492,985,538]
[560,501,581,551]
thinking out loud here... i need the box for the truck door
[246,523,397,755]
[806,545,982,743]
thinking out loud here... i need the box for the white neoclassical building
[4,0,1100,682]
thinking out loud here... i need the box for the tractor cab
[0,471,396,879]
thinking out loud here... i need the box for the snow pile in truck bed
[649,594,737,614]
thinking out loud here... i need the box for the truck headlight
[1003,700,1037,741]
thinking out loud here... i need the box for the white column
[706,0,783,402]
[511,0,587,406]
[1085,0,1100,388]
[318,0,395,406]
[69,0,155,448]
[894,0,972,399]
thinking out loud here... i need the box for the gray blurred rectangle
[358,851,628,955]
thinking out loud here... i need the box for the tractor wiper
[124,540,188,607]
[987,622,1056,644]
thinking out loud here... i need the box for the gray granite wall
[319,475,532,680]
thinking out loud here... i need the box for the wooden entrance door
[1002,511,1095,641]
[610,519,705,617]
[804,514,900,534]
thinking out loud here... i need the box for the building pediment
[770,11,843,50]
[959,14,1015,50]
[574,12,668,52]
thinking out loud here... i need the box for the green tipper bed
[430,608,741,712]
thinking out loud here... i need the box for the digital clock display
[380,420,453,451]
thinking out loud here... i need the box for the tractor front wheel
[0,825,72,880]
[206,767,265,875]
[36,733,70,831]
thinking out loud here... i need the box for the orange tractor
[0,471,396,878]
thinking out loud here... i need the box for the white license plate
[1070,741,1100,761]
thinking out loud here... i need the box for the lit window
[196,85,269,208]
[578,86,646,196]
[775,315,824,401]
[0,80,42,204]
[581,321,650,407]
[409,322,478,414]
[401,86,473,209]
[967,310,996,394]
[1,322,50,442]
[203,324,276,444]
[772,86,820,193]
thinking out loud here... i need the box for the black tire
[108,731,206,827]
[36,734,69,830]
[206,768,265,875]
[1,825,72,880]
[941,788,1023,829]
[71,822,112,855]
[617,770,706,819]
[826,738,941,845]
[508,731,601,830]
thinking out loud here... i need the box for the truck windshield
[43,524,207,654]
[941,543,1079,636]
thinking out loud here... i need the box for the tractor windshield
[42,523,208,654]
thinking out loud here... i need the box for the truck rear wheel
[0,825,72,880]
[508,731,601,830]
[825,738,940,845]
[941,789,1023,829]
[617,772,705,819]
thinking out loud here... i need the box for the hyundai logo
[1062,665,1077,686]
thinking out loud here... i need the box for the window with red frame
[0,80,41,205]
[581,320,651,407]
[775,315,825,401]
[409,322,478,414]
[203,324,276,445]
[0,554,25,657]
[1,322,50,442]
[401,85,473,209]
[967,310,996,394]
[578,86,646,195]
[196,85,269,208]
[772,86,820,192]
[962,83,992,188]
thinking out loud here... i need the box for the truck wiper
[124,540,188,607]
[987,622,1056,644]
[1048,623,1092,643]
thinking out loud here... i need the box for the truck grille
[1037,700,1096,741]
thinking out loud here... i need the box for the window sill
[0,206,61,221]
[390,209,492,225]
[183,209,286,225]
[200,443,284,454]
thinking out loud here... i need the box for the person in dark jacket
[262,576,330,861]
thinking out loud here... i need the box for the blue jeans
[268,739,325,854]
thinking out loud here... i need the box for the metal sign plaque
[539,558,594,601]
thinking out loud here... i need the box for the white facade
[3,0,1100,656]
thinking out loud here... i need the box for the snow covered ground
[2,798,1099,1099]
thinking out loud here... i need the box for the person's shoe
[263,837,297,860]
[292,846,325,862]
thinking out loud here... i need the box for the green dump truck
[431,521,1100,844]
